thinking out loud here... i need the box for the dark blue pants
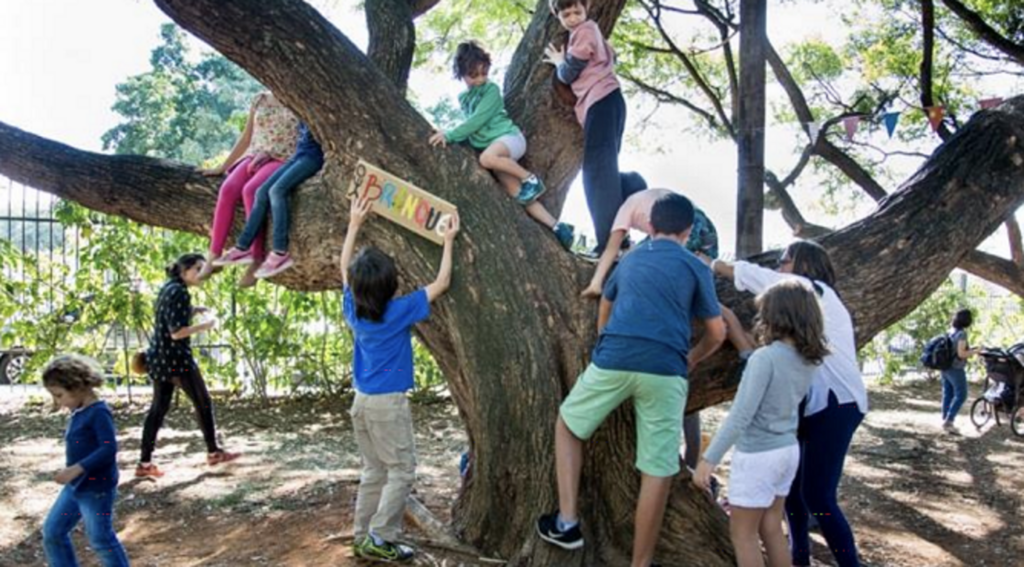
[786,392,863,567]
[237,152,323,254]
[582,89,626,253]
[941,366,969,422]
[43,486,129,567]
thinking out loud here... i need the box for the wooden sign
[348,160,458,245]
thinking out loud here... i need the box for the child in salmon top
[544,0,626,257]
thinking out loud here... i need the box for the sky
[0,0,1019,259]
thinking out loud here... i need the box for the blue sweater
[65,401,119,493]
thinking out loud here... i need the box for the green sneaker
[354,535,415,562]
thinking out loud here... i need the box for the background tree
[1,0,1024,564]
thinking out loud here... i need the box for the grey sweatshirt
[703,341,816,464]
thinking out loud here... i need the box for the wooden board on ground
[348,160,458,245]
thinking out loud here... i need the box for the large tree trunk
[736,0,767,257]
[3,0,1024,563]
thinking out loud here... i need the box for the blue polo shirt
[592,238,721,377]
[65,401,119,493]
[343,287,430,394]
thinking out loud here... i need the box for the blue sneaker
[553,222,575,250]
[516,175,547,205]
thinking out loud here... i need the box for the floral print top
[248,93,299,161]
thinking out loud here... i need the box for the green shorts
[559,363,687,477]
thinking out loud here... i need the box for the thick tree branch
[959,250,1024,297]
[940,0,1024,66]
[366,0,417,94]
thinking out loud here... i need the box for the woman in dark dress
[135,253,239,478]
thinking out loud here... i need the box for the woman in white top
[708,240,868,567]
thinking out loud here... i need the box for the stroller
[970,343,1024,437]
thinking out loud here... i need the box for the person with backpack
[939,308,982,434]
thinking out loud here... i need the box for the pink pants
[209,156,283,259]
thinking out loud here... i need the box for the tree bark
[366,0,417,94]
[737,0,767,257]
[5,0,1024,564]
[959,250,1024,298]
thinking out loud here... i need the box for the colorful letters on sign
[347,160,458,245]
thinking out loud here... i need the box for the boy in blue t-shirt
[536,193,726,567]
[339,196,460,562]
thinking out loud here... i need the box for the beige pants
[351,392,417,542]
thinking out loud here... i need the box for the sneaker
[254,252,294,279]
[207,450,242,466]
[516,176,547,205]
[575,248,601,264]
[536,512,583,550]
[552,222,575,250]
[135,463,165,478]
[198,257,223,281]
[942,421,960,435]
[353,535,415,562]
[212,248,254,267]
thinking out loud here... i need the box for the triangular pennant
[883,112,900,139]
[926,106,945,132]
[979,97,1004,110]
[806,121,822,144]
[843,116,860,142]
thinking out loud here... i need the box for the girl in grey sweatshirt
[693,280,830,567]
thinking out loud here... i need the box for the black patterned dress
[146,278,196,381]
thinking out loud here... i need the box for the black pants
[582,89,627,253]
[140,365,219,462]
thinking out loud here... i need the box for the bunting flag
[979,97,1004,110]
[843,116,860,141]
[883,112,900,139]
[926,106,945,132]
[805,121,822,144]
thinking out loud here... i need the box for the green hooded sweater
[445,81,520,149]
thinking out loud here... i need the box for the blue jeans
[236,152,323,254]
[941,366,969,423]
[786,392,863,567]
[43,486,129,567]
[582,89,626,253]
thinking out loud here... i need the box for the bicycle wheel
[1011,406,1024,437]
[970,398,993,429]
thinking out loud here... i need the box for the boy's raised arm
[341,197,373,289]
[426,213,461,303]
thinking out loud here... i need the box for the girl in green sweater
[429,41,574,249]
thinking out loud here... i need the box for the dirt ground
[1,375,1021,567]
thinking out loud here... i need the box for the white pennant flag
[806,121,822,144]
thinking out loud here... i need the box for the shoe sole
[255,259,294,279]
[212,257,254,267]
[536,526,584,550]
[353,551,413,563]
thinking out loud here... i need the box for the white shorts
[493,131,527,161]
[728,444,800,508]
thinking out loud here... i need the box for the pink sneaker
[212,248,254,267]
[255,252,294,279]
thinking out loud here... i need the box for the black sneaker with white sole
[536,512,584,550]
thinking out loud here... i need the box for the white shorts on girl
[493,131,527,161]
[728,444,800,508]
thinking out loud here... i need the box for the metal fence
[0,177,235,399]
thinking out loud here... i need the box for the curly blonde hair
[41,354,104,391]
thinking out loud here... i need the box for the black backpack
[921,334,956,370]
